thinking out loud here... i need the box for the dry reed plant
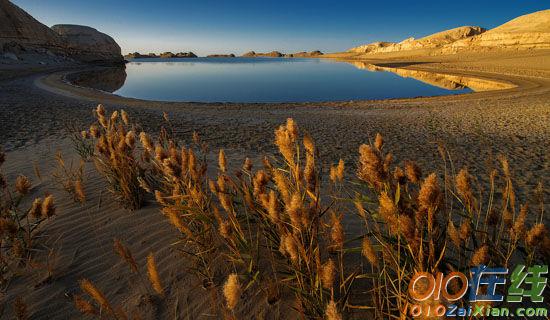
[74,241,165,318]
[351,135,549,318]
[146,117,351,318]
[0,149,56,287]
[77,111,548,319]
[52,151,86,204]
[66,122,95,161]
[81,105,146,210]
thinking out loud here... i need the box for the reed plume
[325,299,342,320]
[321,259,336,289]
[471,245,489,266]
[121,109,130,125]
[79,279,115,316]
[330,212,344,251]
[459,219,471,241]
[41,195,55,217]
[15,175,31,195]
[418,173,440,210]
[378,192,398,226]
[74,179,86,203]
[404,160,421,184]
[218,149,227,173]
[147,253,163,295]
[223,273,241,311]
[113,239,138,273]
[374,133,384,151]
[357,144,385,189]
[362,237,378,267]
[29,198,43,219]
[74,294,97,315]
[275,123,296,166]
[447,221,461,249]
[526,224,546,247]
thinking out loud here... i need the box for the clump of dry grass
[0,149,56,286]
[66,122,95,161]
[81,105,146,210]
[52,152,86,204]
[351,136,549,318]
[75,243,165,318]
[145,117,351,318]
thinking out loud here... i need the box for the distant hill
[444,9,550,52]
[349,26,485,54]
[349,9,550,55]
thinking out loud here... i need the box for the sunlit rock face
[443,9,550,53]
[349,26,486,54]
[349,9,550,55]
[51,24,123,64]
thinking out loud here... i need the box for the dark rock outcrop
[175,51,197,58]
[158,51,197,58]
[241,51,283,57]
[242,50,322,58]
[125,52,151,59]
[0,0,124,64]
[126,51,197,59]
[0,0,64,52]
[207,54,236,58]
[124,52,161,59]
[160,52,175,58]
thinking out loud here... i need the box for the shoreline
[36,56,529,107]
[0,50,547,196]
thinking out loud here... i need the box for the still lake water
[110,57,473,103]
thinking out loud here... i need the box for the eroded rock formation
[51,24,123,63]
[349,26,486,54]
[349,9,550,55]
[0,0,123,64]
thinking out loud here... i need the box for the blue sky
[12,0,549,56]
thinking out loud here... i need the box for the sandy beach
[1,48,549,318]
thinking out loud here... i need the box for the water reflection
[67,66,127,93]
[348,62,516,92]
[66,59,514,102]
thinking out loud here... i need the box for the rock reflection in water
[348,61,516,92]
[67,66,127,92]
